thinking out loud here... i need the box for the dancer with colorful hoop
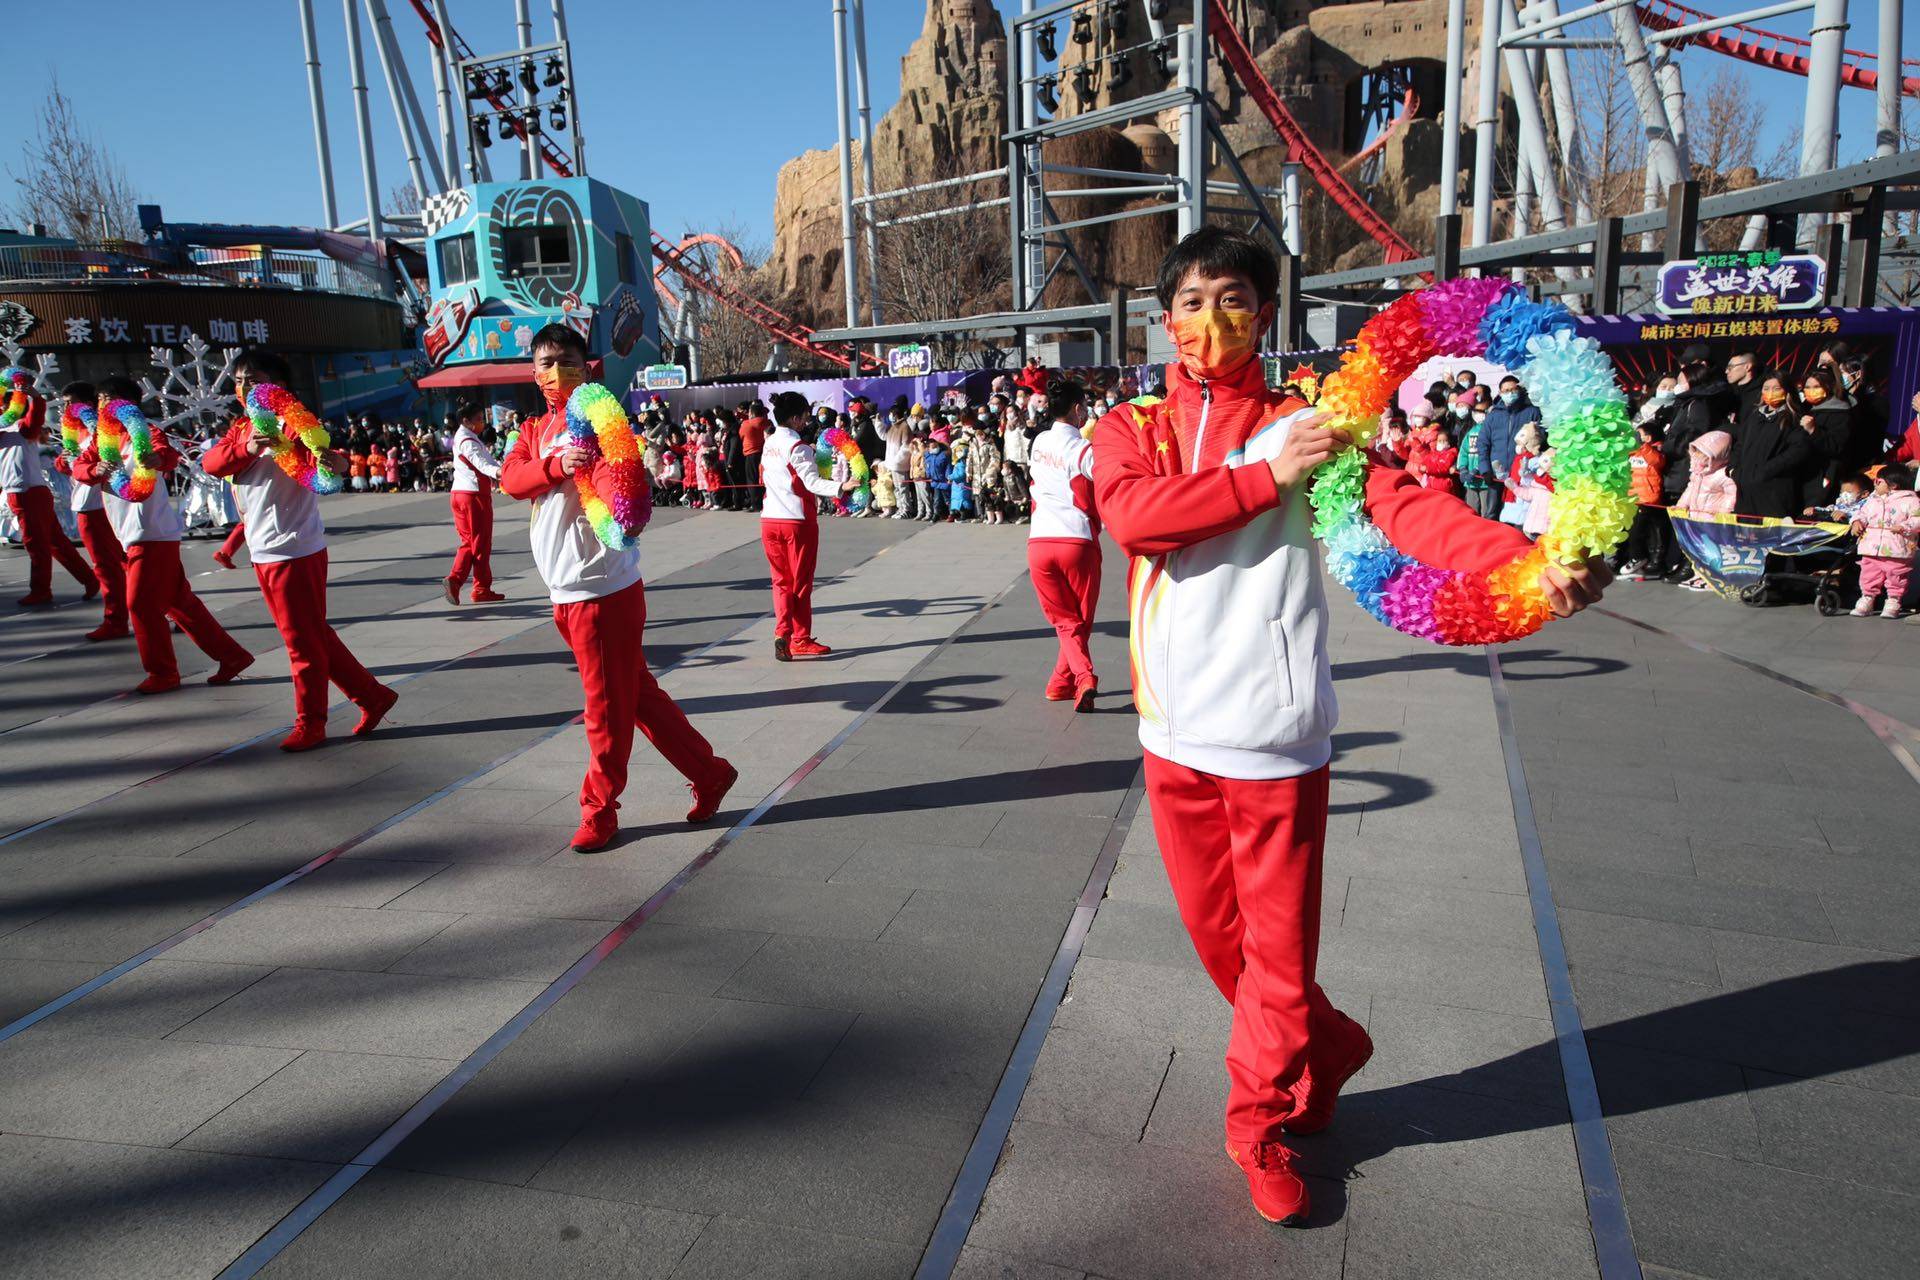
[202,350,397,752]
[442,398,508,606]
[1091,228,1616,1228]
[1026,376,1103,711]
[53,386,130,642]
[1,366,100,609]
[500,324,737,853]
[71,377,253,694]
[759,391,858,661]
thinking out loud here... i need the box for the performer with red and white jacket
[499,324,737,853]
[52,383,129,642]
[73,377,252,694]
[1026,377,1102,710]
[202,350,396,752]
[443,399,508,606]
[759,392,851,661]
[2,380,99,609]
[1092,228,1612,1228]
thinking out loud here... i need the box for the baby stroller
[1670,509,1854,609]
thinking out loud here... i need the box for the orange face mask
[535,363,584,410]
[1169,307,1260,380]
[1801,384,1828,406]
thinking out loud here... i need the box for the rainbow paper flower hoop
[245,384,343,494]
[96,399,162,503]
[1,367,34,429]
[817,425,871,513]
[1306,277,1635,646]
[563,382,648,550]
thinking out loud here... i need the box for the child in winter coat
[1804,475,1869,524]
[367,441,389,491]
[1500,423,1547,529]
[871,463,897,516]
[922,438,951,521]
[1419,425,1462,497]
[1676,430,1738,515]
[1523,448,1555,539]
[948,442,973,520]
[1848,464,1919,618]
[1001,458,1029,520]
[1621,422,1669,579]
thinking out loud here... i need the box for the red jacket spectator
[1014,360,1049,398]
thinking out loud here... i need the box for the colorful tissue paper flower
[96,398,161,503]
[1478,291,1574,368]
[245,384,342,494]
[564,382,649,550]
[0,367,34,429]
[1417,277,1513,356]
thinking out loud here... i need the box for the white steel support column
[1007,4,1028,315]
[1878,0,1903,157]
[343,0,383,239]
[1799,0,1849,241]
[832,0,860,328]
[1607,3,1684,190]
[552,0,585,173]
[1281,163,1303,255]
[851,0,882,324]
[366,0,446,195]
[297,0,340,229]
[1177,24,1206,238]
[428,0,460,183]
[1440,0,1468,217]
[1656,56,1691,178]
[1471,0,1503,247]
[1500,0,1567,234]
[1531,0,1593,224]
[514,0,535,178]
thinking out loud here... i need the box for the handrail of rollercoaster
[1636,0,1920,98]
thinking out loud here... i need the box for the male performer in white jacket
[1025,377,1101,710]
[443,398,508,605]
[759,391,854,661]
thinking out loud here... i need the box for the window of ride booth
[502,226,572,281]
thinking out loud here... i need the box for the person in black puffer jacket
[1795,367,1853,510]
[1657,348,1737,576]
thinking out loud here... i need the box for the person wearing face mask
[1474,375,1543,493]
[1727,374,1812,518]
[201,349,395,752]
[1091,228,1611,1229]
[499,325,737,852]
[1795,367,1853,508]
[760,390,858,659]
[1027,377,1102,707]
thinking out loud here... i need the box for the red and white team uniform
[203,421,394,746]
[758,424,841,654]
[500,398,733,846]
[1093,355,1530,1196]
[1026,418,1102,701]
[73,433,250,689]
[446,425,504,601]
[2,393,99,606]
[55,432,129,639]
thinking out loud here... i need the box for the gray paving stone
[169,902,461,971]
[831,838,1093,903]
[669,1214,920,1279]
[1013,1023,1173,1141]
[170,966,542,1060]
[257,1167,706,1280]
[1081,898,1204,969]
[179,1049,450,1163]
[1743,1068,1920,1194]
[1558,909,1721,987]
[1707,930,1916,1020]
[656,997,855,1099]
[0,1030,297,1146]
[878,887,1069,962]
[717,932,1043,1019]
[0,1132,329,1280]
[1817,887,1920,954]
[588,920,773,997]
[381,862,657,920]
[702,829,860,881]
[1323,830,1526,893]
[951,1247,1087,1280]
[340,818,579,866]
[801,1003,1027,1121]
[1343,1183,1600,1279]
[269,858,452,908]
[1318,924,1550,1018]
[656,870,914,940]
[0,956,123,1025]
[1340,876,1535,948]
[1587,1040,1762,1160]
[1359,997,1565,1115]
[1051,954,1234,1052]
[385,912,616,982]
[1545,862,1837,944]
[25,958,275,1041]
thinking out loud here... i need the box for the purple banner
[1654,251,1827,317]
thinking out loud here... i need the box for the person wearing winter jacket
[1729,376,1813,518]
[760,391,855,658]
[1660,347,1737,506]
[1676,429,1739,515]
[1620,422,1669,579]
[1796,368,1853,509]
[1474,375,1543,487]
[1848,463,1919,618]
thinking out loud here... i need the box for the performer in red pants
[1025,376,1101,711]
[53,383,129,642]
[500,324,736,852]
[202,349,395,751]
[1092,228,1613,1227]
[758,391,850,661]
[443,399,507,605]
[74,377,252,693]
[2,381,99,608]
[212,521,247,569]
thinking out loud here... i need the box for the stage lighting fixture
[1157,37,1178,79]
[1072,63,1096,108]
[1036,75,1059,114]
[1108,51,1131,89]
[465,70,489,99]
[1148,0,1172,17]
[475,117,492,147]
[550,103,567,130]
[1037,21,1058,61]
[544,56,564,87]
[1071,8,1093,45]
[518,60,538,94]
[1105,0,1128,40]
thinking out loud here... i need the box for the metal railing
[0,241,390,299]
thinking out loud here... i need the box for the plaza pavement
[0,494,1913,1279]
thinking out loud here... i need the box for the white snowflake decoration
[0,338,63,397]
[140,332,238,442]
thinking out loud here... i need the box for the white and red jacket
[500,405,647,603]
[73,433,186,545]
[451,425,503,495]
[1027,419,1098,542]
[759,424,839,522]
[202,418,328,562]
[58,431,105,514]
[0,395,50,493]
[1093,357,1529,780]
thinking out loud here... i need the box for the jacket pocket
[1268,619,1297,710]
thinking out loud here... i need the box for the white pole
[1798,0,1849,243]
[1441,0,1467,217]
[428,0,461,184]
[1878,0,1902,157]
[343,0,383,239]
[832,0,860,327]
[1500,0,1568,235]
[1607,4,1684,189]
[1472,0,1503,247]
[297,0,340,229]
[366,0,447,194]
[1656,57,1691,178]
[851,0,882,324]
[1531,0,1593,224]
[515,0,535,178]
[1282,163,1303,255]
[552,0,584,173]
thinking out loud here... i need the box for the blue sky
[8,0,1906,248]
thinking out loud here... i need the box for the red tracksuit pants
[77,508,129,630]
[761,518,819,643]
[128,540,249,681]
[219,522,248,560]
[254,550,383,727]
[1028,537,1100,687]
[8,487,97,599]
[1143,754,1346,1144]
[553,580,722,819]
[448,492,493,590]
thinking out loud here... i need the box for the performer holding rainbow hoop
[1091,227,1615,1229]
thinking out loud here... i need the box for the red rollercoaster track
[1636,0,1920,99]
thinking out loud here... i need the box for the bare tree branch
[6,74,142,241]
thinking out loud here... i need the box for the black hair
[100,375,143,403]
[1801,367,1839,398]
[1424,381,1450,409]
[1878,463,1913,490]
[453,397,484,423]
[1498,374,1521,389]
[61,380,98,405]
[769,390,811,425]
[1839,472,1872,491]
[233,348,292,385]
[1155,226,1279,310]
[529,323,589,361]
[1046,377,1087,416]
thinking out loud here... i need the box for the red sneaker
[1285,1014,1374,1136]
[571,809,617,852]
[1073,679,1098,713]
[207,654,255,686]
[687,760,738,824]
[211,550,236,570]
[788,637,832,658]
[442,576,462,605]
[470,588,506,603]
[135,674,182,696]
[352,685,399,737]
[1044,675,1074,701]
[15,593,54,608]
[1225,1139,1310,1226]
[86,623,131,643]
[280,721,327,753]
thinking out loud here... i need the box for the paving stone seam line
[1594,606,1920,786]
[1486,650,1644,1280]
[211,565,1023,1280]
[914,770,1149,1280]
[0,533,909,1045]
[0,530,761,846]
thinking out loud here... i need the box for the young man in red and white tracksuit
[52,383,129,642]
[202,350,396,752]
[1092,228,1613,1227]
[1026,377,1102,711]
[759,391,850,662]
[499,324,737,853]
[2,385,100,609]
[443,400,507,606]
[73,377,252,694]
